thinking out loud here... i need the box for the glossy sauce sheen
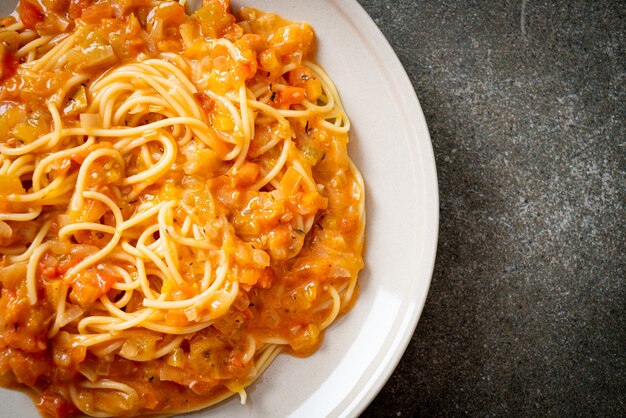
[0,0,364,417]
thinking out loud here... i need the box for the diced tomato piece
[165,310,191,327]
[80,1,115,23]
[288,191,328,216]
[232,162,259,188]
[113,0,151,14]
[0,287,53,352]
[151,1,186,27]
[18,0,44,30]
[280,86,306,107]
[68,0,93,19]
[0,173,23,195]
[56,254,84,276]
[258,48,281,80]
[268,23,314,57]
[0,48,19,83]
[95,268,118,293]
[36,390,79,418]
[41,0,70,14]
[7,349,49,386]
[196,93,215,114]
[288,67,322,101]
[227,353,244,368]
[68,266,120,307]
[242,308,254,319]
[239,268,261,285]
[194,0,235,39]
[257,267,274,289]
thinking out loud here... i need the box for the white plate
[0,1,438,417]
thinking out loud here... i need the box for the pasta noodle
[0,1,365,416]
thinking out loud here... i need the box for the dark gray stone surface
[357,1,625,417]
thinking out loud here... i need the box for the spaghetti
[0,1,364,416]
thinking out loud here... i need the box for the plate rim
[331,0,439,416]
[0,0,439,416]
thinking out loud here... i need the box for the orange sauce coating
[0,1,364,416]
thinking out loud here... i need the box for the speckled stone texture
[356,1,625,417]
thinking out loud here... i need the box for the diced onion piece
[159,364,186,384]
[304,282,317,302]
[64,85,88,115]
[67,31,118,70]
[119,340,140,358]
[95,360,111,376]
[0,262,27,290]
[184,306,199,321]
[57,304,84,328]
[0,174,24,195]
[252,249,270,268]
[55,15,71,32]
[0,220,12,238]
[179,21,196,48]
[117,334,161,360]
[79,365,98,383]
[329,266,350,278]
[11,115,49,143]
[289,323,321,352]
[166,347,184,368]
[0,105,27,135]
[278,167,302,197]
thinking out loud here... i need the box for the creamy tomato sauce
[0,1,364,416]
